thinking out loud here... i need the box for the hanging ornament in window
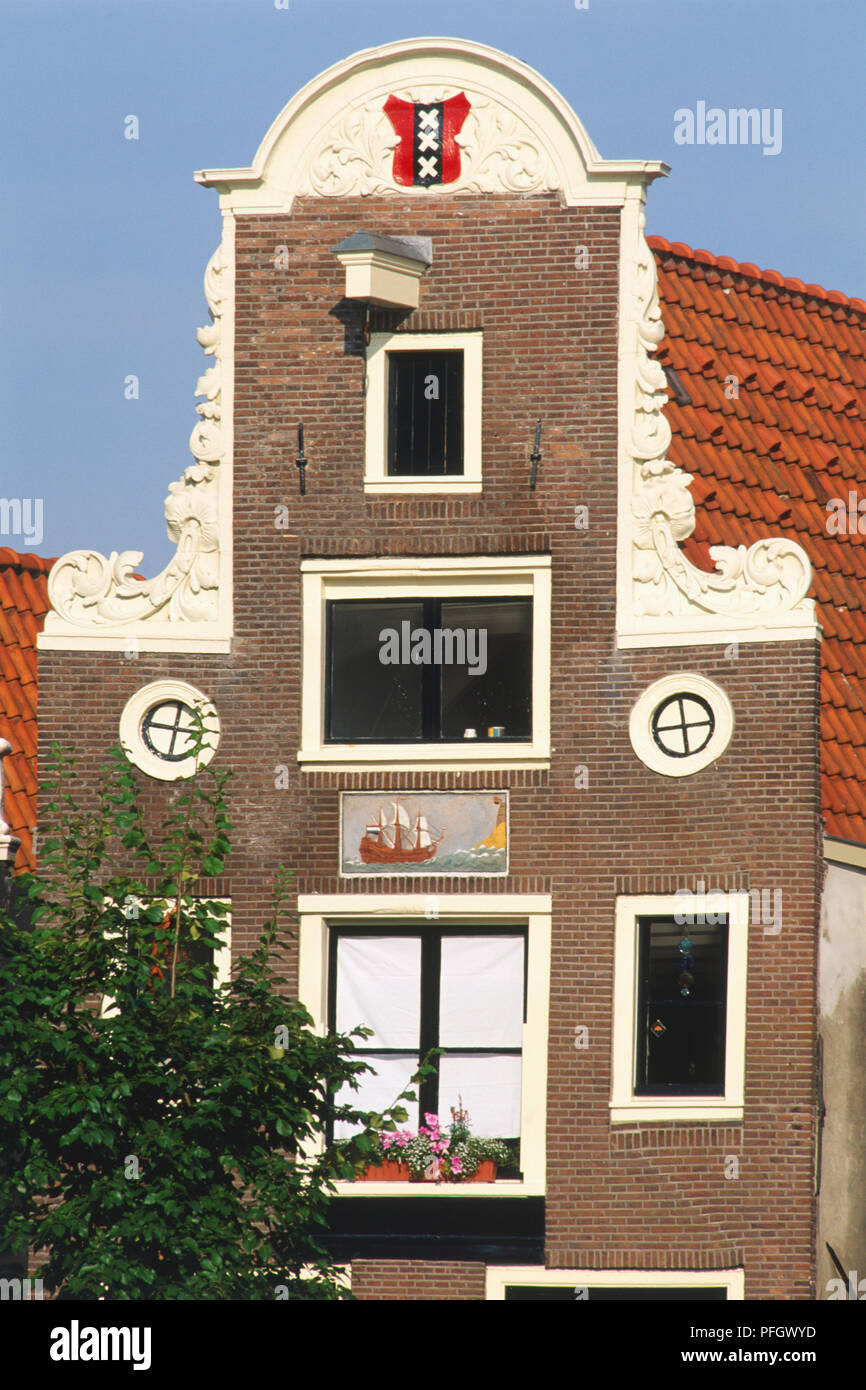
[677,935,695,997]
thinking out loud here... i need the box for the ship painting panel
[340,791,508,876]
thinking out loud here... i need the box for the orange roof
[0,548,54,870]
[649,236,866,845]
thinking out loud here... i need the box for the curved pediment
[195,37,667,211]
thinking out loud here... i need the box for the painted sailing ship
[359,799,444,865]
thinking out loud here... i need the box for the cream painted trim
[485,1267,745,1299]
[616,624,820,650]
[194,38,667,213]
[297,892,551,1196]
[298,556,551,770]
[118,680,220,782]
[38,632,233,655]
[363,483,483,495]
[610,893,749,1124]
[299,556,548,574]
[823,836,866,869]
[101,897,231,1018]
[629,673,734,778]
[364,331,482,492]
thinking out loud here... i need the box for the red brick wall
[38,190,821,1300]
[350,1260,486,1301]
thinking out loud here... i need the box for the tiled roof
[649,236,866,845]
[0,548,54,870]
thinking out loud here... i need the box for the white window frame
[298,555,551,771]
[119,679,220,782]
[100,896,231,1018]
[485,1267,745,1300]
[610,892,749,1124]
[364,331,483,493]
[629,673,734,778]
[297,893,552,1196]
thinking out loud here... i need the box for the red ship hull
[359,835,438,865]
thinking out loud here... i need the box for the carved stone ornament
[47,241,230,629]
[298,86,559,199]
[629,213,812,622]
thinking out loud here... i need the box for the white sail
[391,801,411,830]
[417,814,433,848]
[373,806,395,848]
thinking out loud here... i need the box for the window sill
[609,1101,743,1125]
[364,479,482,494]
[298,744,550,773]
[334,1179,543,1197]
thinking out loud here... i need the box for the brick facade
[37,55,822,1302]
[350,1260,486,1301]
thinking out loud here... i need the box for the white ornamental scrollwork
[629,214,811,620]
[298,88,560,198]
[48,242,229,628]
[301,100,398,198]
[457,98,557,195]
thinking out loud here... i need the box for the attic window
[120,680,220,782]
[650,693,715,759]
[364,331,483,493]
[141,700,199,763]
[387,349,463,475]
[629,675,733,778]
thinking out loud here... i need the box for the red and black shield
[383,92,471,187]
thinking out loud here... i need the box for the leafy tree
[0,741,406,1300]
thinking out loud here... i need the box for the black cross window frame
[386,348,464,477]
[634,915,729,1097]
[327,923,528,1153]
[324,595,534,744]
[650,692,716,760]
[141,700,197,763]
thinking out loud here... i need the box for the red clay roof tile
[0,549,54,870]
[648,236,866,843]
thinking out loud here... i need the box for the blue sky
[2,0,864,569]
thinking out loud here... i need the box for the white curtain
[439,1054,522,1137]
[439,935,524,1046]
[333,1055,420,1139]
[336,935,421,1047]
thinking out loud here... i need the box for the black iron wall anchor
[296,422,308,496]
[529,418,542,490]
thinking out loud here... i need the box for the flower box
[468,1159,497,1183]
[360,1104,511,1184]
[360,1160,410,1181]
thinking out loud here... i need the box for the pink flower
[450,1156,462,1174]
[381,1133,394,1151]
[424,1113,439,1127]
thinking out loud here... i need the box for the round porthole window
[630,674,733,778]
[119,680,220,781]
